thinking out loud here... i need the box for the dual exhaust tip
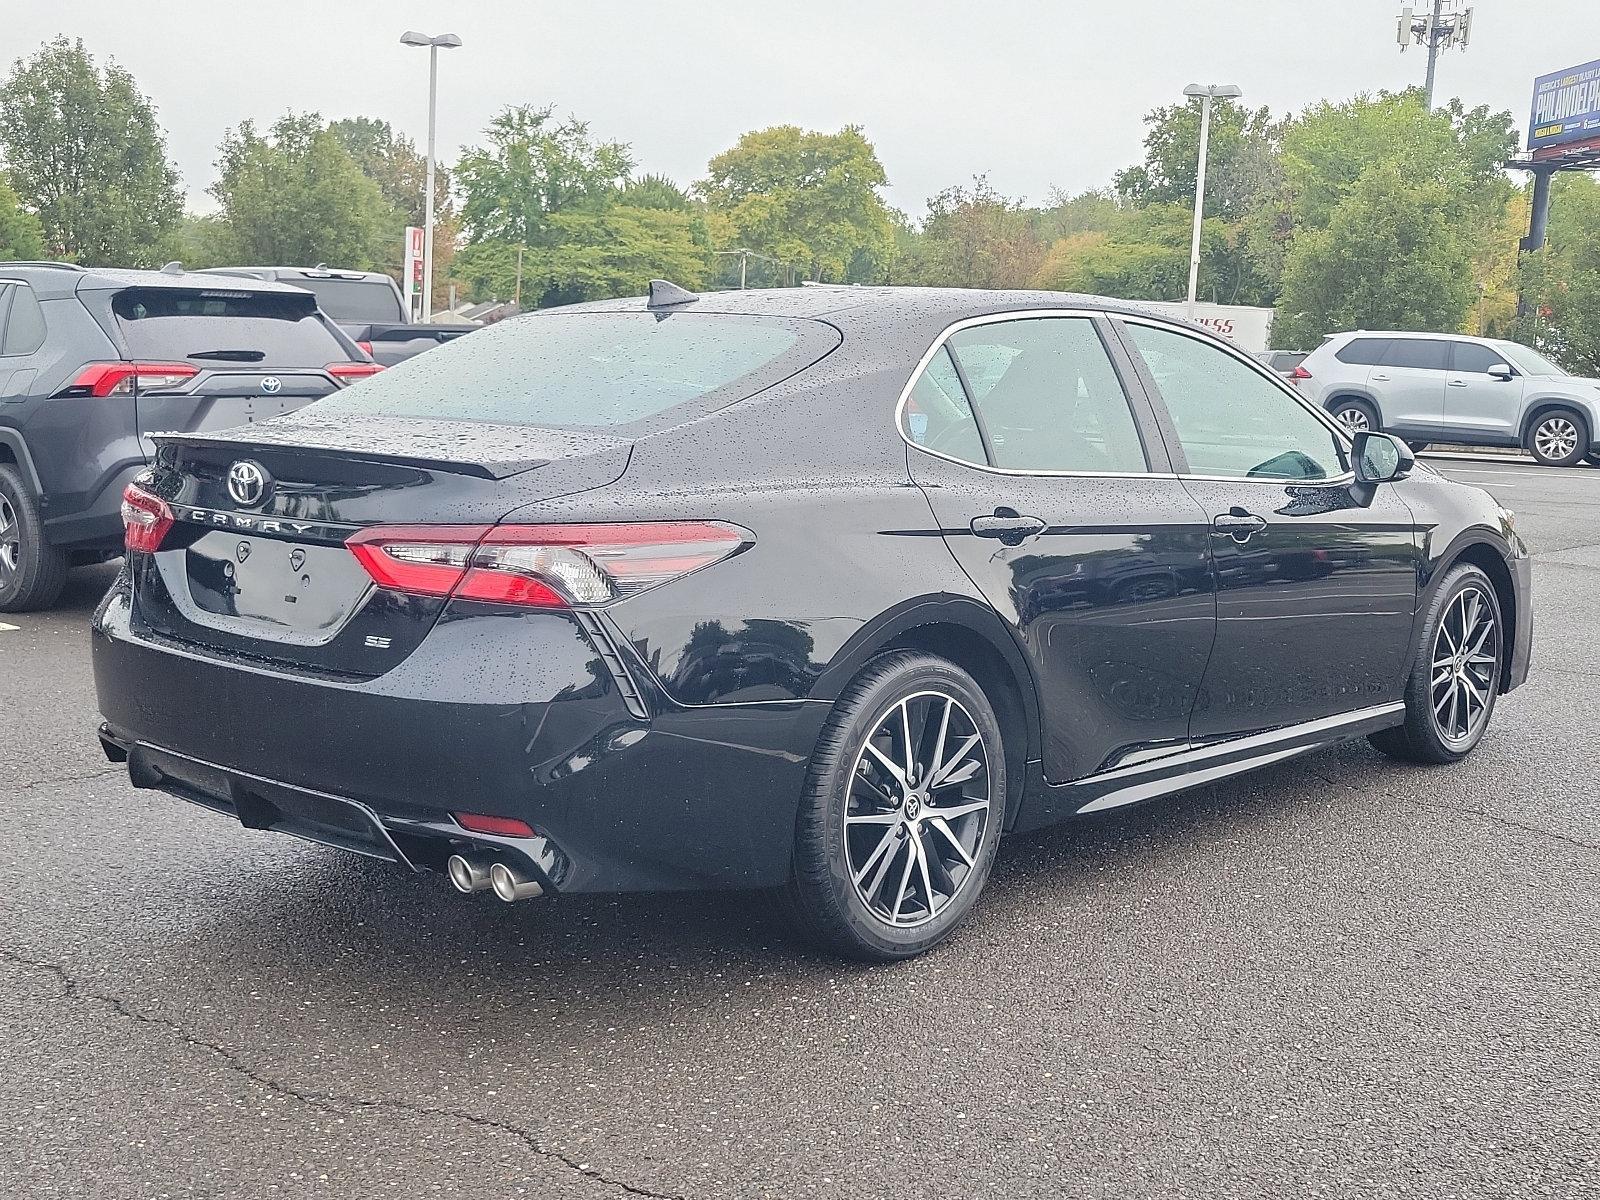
[447,853,543,903]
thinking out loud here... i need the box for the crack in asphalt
[0,948,688,1200]
[12,766,124,794]
[1302,765,1600,854]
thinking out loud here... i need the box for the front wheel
[1370,563,1503,764]
[781,651,1005,961]
[1527,409,1588,467]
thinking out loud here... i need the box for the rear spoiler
[150,418,631,482]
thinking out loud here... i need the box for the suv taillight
[1289,365,1312,381]
[65,362,198,398]
[347,522,750,608]
[327,361,385,384]
[121,481,173,553]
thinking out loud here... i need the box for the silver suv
[1294,331,1600,467]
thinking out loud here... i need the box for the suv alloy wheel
[1527,409,1588,467]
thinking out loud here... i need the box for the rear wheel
[1330,398,1378,435]
[1371,563,1503,764]
[781,651,1004,961]
[1526,408,1588,467]
[0,465,68,613]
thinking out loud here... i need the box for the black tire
[1526,408,1588,467]
[0,464,69,613]
[1405,440,1430,453]
[780,651,1005,961]
[1584,452,1600,468]
[1329,397,1379,435]
[1370,563,1503,765]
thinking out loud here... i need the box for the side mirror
[1487,363,1514,381]
[1352,431,1414,484]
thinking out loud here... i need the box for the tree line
[2,36,1597,371]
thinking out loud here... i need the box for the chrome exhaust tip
[488,860,544,903]
[446,853,493,895]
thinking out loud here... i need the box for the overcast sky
[6,1,1597,217]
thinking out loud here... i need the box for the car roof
[1334,330,1477,342]
[0,262,312,301]
[206,267,388,281]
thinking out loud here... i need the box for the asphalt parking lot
[2,453,1597,1200]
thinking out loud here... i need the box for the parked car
[0,262,379,612]
[1293,330,1600,467]
[202,266,476,365]
[93,285,1532,961]
[1257,349,1307,378]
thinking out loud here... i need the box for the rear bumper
[44,460,143,549]
[92,580,829,892]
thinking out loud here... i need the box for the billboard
[1529,59,1600,155]
[1137,302,1275,353]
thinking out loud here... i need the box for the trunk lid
[132,415,631,677]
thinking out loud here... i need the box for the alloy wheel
[845,690,992,928]
[1429,585,1499,747]
[1534,416,1579,463]
[0,494,19,581]
[1335,407,1371,433]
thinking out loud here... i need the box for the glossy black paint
[91,287,1533,896]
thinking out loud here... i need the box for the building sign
[403,226,424,298]
[1136,302,1276,353]
[1529,59,1600,155]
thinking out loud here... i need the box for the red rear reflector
[346,522,749,608]
[120,481,173,553]
[454,812,537,838]
[1289,365,1312,380]
[68,361,198,398]
[327,361,385,383]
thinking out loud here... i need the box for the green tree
[1516,174,1600,374]
[0,172,45,260]
[0,37,182,265]
[207,113,396,268]
[328,116,447,228]
[455,105,632,247]
[1275,166,1474,347]
[1114,98,1281,222]
[697,125,894,283]
[456,206,711,307]
[897,177,1046,289]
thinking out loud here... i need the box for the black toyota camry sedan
[93,284,1532,960]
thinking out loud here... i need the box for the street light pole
[401,31,462,322]
[1183,83,1242,317]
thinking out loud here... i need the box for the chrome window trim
[1114,313,1359,485]
[893,308,1165,480]
[894,307,1361,486]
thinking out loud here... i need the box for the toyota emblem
[226,460,271,507]
[260,376,283,395]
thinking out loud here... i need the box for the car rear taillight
[1289,365,1312,381]
[327,361,385,384]
[120,481,173,553]
[347,522,750,608]
[64,362,198,398]
[355,340,374,357]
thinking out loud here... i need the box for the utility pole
[714,248,778,290]
[1398,2,1473,109]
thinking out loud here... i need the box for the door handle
[1371,373,1390,381]
[1448,379,1469,387]
[1213,509,1268,543]
[971,509,1046,542]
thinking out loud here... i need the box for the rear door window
[1334,338,1391,366]
[1381,339,1449,370]
[2,283,47,355]
[110,288,349,367]
[291,277,406,324]
[947,317,1148,473]
[312,311,841,429]
[902,345,986,464]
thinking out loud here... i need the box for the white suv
[1294,331,1600,467]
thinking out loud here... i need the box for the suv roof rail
[2,261,84,272]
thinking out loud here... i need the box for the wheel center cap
[905,794,922,820]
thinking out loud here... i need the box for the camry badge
[226,460,270,507]
[236,541,251,564]
[260,376,282,395]
[289,548,305,572]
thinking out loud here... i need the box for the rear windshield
[310,311,841,428]
[291,277,405,324]
[112,288,348,367]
